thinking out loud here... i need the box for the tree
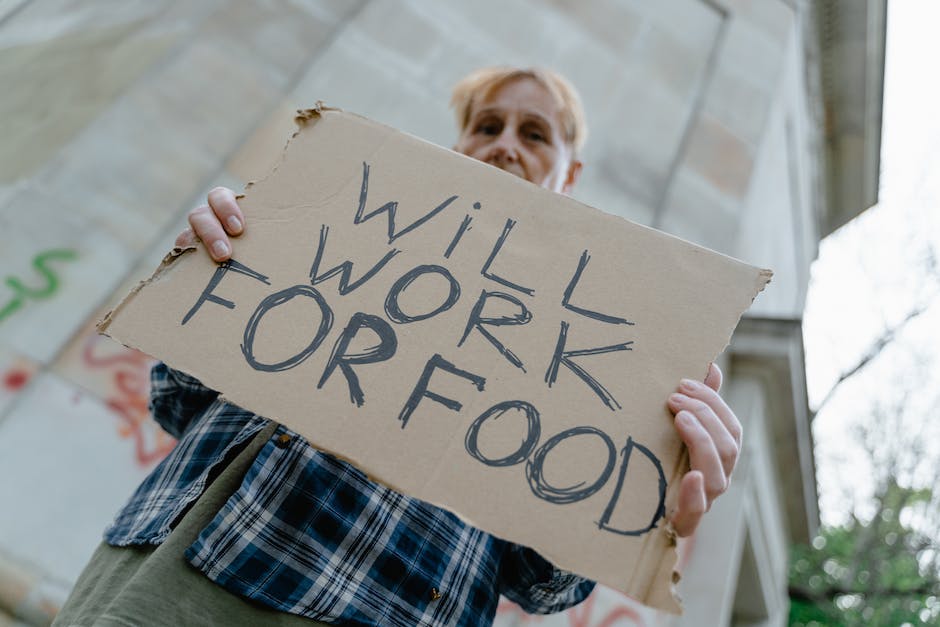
[790,189,940,623]
[788,361,940,626]
[788,481,940,626]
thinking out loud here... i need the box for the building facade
[0,1,884,625]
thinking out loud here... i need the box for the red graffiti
[676,532,697,575]
[496,592,645,626]
[3,367,31,391]
[82,334,175,466]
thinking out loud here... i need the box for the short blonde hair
[450,66,588,155]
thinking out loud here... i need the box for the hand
[175,187,245,262]
[666,363,741,537]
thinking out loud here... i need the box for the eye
[522,123,549,143]
[526,130,546,142]
[474,118,502,136]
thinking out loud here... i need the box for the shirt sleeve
[498,543,596,614]
[148,362,220,439]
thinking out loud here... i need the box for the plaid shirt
[105,363,594,625]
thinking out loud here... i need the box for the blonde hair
[450,66,588,154]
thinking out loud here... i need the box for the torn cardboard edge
[99,106,332,336]
[98,104,772,615]
[99,246,195,335]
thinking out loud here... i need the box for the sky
[803,0,940,526]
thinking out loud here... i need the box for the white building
[0,1,885,625]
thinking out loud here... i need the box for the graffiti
[562,594,645,627]
[677,532,696,574]
[496,592,646,627]
[81,333,175,467]
[0,249,78,323]
[3,367,31,392]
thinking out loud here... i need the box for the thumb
[704,362,722,392]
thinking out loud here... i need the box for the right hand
[176,187,245,262]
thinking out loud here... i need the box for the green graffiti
[0,249,79,323]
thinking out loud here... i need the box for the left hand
[666,363,741,537]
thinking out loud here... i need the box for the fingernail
[227,216,243,234]
[669,393,686,405]
[677,411,694,427]
[212,240,229,259]
[680,379,697,392]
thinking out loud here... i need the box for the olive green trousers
[53,422,328,626]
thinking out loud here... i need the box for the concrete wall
[0,1,819,624]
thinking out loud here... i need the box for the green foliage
[788,482,940,626]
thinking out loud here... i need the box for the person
[54,67,741,626]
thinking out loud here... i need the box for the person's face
[453,77,582,194]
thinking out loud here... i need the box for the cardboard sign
[99,106,771,612]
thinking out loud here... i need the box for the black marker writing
[458,290,531,372]
[318,312,397,407]
[597,437,667,536]
[443,214,473,259]
[310,225,399,295]
[480,218,534,296]
[384,265,461,324]
[525,426,617,505]
[563,251,634,325]
[398,354,485,429]
[356,161,458,244]
[241,285,333,372]
[464,400,541,467]
[544,321,633,410]
[182,259,270,325]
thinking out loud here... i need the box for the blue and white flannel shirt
[104,363,594,625]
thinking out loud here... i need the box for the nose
[485,128,520,166]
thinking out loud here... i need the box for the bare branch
[815,299,936,410]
